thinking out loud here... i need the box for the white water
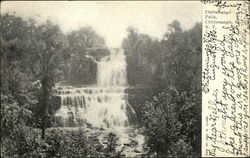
[97,48,127,87]
[55,48,135,128]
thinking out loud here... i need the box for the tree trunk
[41,124,46,139]
[41,76,49,139]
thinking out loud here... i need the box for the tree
[159,21,202,92]
[28,20,67,139]
[122,20,202,156]
[0,14,38,132]
[142,86,200,157]
[166,20,182,35]
[0,14,107,140]
[60,27,106,85]
[122,27,161,86]
[0,14,41,156]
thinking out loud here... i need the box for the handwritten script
[202,0,249,157]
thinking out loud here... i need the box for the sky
[2,1,202,48]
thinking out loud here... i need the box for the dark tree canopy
[122,20,202,157]
[58,27,106,86]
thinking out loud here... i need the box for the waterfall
[97,48,127,87]
[55,48,136,128]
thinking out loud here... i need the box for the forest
[1,13,202,157]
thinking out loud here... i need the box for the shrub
[102,133,122,158]
[45,128,105,157]
[1,126,48,158]
[1,127,107,158]
[142,86,201,157]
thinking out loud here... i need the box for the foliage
[0,13,106,140]
[1,128,118,158]
[45,129,95,157]
[103,133,122,158]
[1,126,48,158]
[122,27,161,86]
[123,21,202,127]
[142,86,201,157]
[122,21,202,92]
[59,27,106,86]
[1,13,66,139]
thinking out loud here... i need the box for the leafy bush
[1,126,48,158]
[44,128,105,157]
[102,133,122,158]
[142,86,201,157]
[1,127,108,158]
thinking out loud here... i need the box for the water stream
[55,48,136,128]
[54,48,144,156]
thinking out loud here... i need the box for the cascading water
[55,48,136,128]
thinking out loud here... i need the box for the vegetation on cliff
[123,21,202,157]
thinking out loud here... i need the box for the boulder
[86,47,110,61]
